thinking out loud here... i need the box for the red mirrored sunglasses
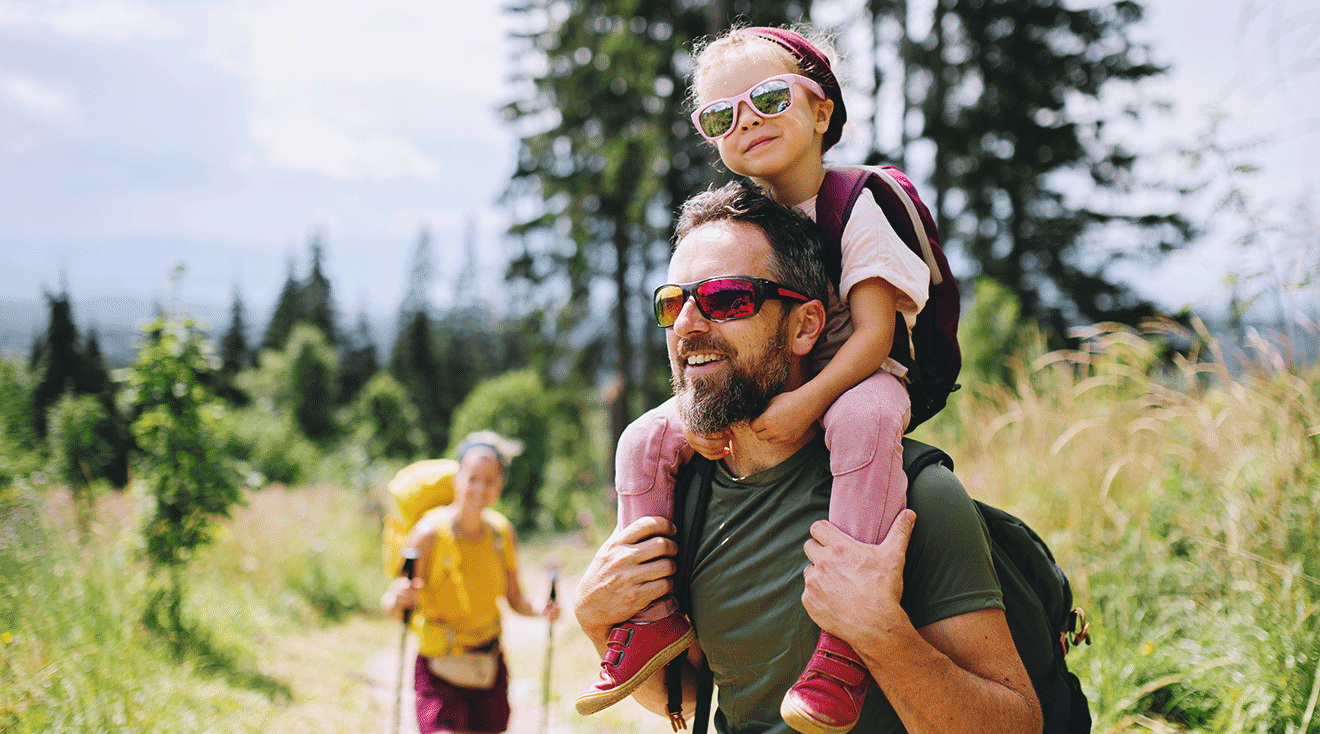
[653,276,811,328]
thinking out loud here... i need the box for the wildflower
[1141,641,1155,656]
[1,632,12,645]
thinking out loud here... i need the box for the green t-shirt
[683,434,1004,734]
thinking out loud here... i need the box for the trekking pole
[393,547,419,734]
[540,568,558,734]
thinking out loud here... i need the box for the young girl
[575,25,931,734]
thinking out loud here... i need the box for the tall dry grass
[921,319,1320,733]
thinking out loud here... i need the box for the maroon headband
[741,27,847,152]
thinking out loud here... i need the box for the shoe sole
[780,695,857,734]
[574,627,697,715]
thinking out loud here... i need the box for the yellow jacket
[412,506,517,657]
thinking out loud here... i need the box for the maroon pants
[414,653,511,733]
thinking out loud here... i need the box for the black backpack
[664,439,1093,734]
[815,166,962,432]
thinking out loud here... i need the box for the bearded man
[574,180,1043,734]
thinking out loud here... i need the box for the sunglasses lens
[698,101,735,138]
[696,279,756,320]
[655,285,685,327]
[750,80,793,116]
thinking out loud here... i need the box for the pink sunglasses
[690,73,826,140]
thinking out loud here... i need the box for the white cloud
[0,0,174,41]
[205,0,511,181]
[1,75,73,116]
[251,114,439,180]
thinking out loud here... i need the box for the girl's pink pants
[615,370,910,622]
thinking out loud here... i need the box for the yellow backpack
[382,458,459,578]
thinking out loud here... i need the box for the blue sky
[1,0,1316,333]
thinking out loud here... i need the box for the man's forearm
[856,610,1042,734]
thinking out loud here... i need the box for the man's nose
[671,297,710,337]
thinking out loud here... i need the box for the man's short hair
[675,179,830,306]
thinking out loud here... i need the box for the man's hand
[751,388,822,444]
[684,425,731,460]
[800,510,916,652]
[574,517,679,643]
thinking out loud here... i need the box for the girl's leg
[821,370,911,544]
[614,396,693,622]
[577,397,696,716]
[781,371,910,734]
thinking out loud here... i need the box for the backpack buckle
[1062,607,1092,655]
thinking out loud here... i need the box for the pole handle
[400,547,419,625]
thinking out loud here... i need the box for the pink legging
[615,370,911,622]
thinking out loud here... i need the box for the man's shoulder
[902,441,982,532]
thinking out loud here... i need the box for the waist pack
[665,439,1093,733]
[426,638,502,690]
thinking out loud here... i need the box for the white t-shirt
[795,169,931,376]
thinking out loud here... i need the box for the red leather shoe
[779,632,870,734]
[575,611,695,715]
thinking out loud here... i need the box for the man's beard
[671,323,792,436]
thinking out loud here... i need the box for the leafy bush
[353,372,424,460]
[46,394,116,487]
[447,369,600,531]
[216,408,321,486]
[122,315,243,570]
[0,356,42,485]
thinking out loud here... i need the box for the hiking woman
[382,431,559,734]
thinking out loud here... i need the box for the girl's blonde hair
[688,22,842,112]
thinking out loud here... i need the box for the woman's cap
[741,26,847,152]
[456,430,524,472]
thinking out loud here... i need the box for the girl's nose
[737,100,762,131]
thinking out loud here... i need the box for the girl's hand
[684,426,731,460]
[751,389,820,444]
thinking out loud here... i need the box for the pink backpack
[815,166,963,430]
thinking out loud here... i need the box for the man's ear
[788,299,827,357]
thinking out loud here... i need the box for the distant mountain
[0,295,229,367]
[0,294,398,367]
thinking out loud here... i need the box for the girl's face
[695,50,832,185]
[455,449,503,512]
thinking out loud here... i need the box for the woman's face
[455,449,503,512]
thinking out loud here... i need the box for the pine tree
[301,232,338,347]
[390,309,446,454]
[860,0,1192,338]
[502,0,811,470]
[220,283,255,376]
[338,307,379,406]
[31,291,80,439]
[261,257,302,353]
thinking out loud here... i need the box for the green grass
[2,318,1318,733]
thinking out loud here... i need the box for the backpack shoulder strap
[666,455,716,732]
[901,437,954,482]
[815,168,873,290]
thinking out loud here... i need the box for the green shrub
[447,369,600,531]
[353,372,424,460]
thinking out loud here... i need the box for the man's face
[666,220,795,435]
